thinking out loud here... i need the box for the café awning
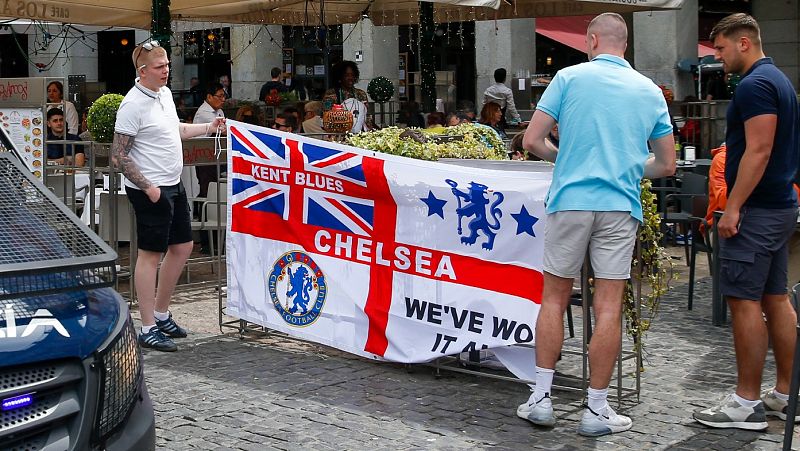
[536,15,717,58]
[1,0,684,29]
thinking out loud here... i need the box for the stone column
[342,19,399,98]
[474,19,536,106]
[231,25,283,101]
[753,0,799,89]
[633,0,698,100]
[170,32,185,91]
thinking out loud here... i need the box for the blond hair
[132,43,167,70]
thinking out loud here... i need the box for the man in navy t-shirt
[694,13,800,431]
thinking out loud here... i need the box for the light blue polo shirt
[536,54,673,221]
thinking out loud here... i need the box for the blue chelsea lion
[445,179,504,251]
[268,251,327,327]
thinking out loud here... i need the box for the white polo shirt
[115,79,183,189]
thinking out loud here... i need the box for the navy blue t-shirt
[725,57,799,209]
[46,131,84,160]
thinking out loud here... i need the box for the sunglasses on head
[136,40,162,70]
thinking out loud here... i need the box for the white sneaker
[762,389,800,423]
[577,404,632,437]
[516,391,555,427]
[693,393,767,431]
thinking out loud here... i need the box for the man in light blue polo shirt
[518,12,676,437]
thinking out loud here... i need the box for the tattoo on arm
[111,133,152,191]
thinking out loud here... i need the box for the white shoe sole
[694,418,768,430]
[578,421,632,437]
[516,406,556,427]
[765,409,800,423]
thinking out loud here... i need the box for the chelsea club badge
[268,251,327,327]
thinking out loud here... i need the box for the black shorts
[127,182,193,252]
[719,206,798,300]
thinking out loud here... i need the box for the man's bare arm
[717,114,777,238]
[644,134,676,179]
[111,133,153,191]
[522,110,558,162]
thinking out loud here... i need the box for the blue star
[420,191,447,219]
[511,205,539,236]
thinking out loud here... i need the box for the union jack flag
[229,126,375,236]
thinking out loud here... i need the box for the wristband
[205,123,211,135]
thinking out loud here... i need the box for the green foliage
[86,94,124,143]
[624,179,676,370]
[280,91,298,103]
[346,124,507,160]
[367,77,394,103]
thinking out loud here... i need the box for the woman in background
[47,81,79,135]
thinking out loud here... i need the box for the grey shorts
[719,206,798,300]
[543,211,639,280]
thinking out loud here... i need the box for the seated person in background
[397,101,425,128]
[235,104,262,126]
[425,112,446,133]
[509,132,543,161]
[260,67,288,102]
[457,100,477,122]
[283,106,303,133]
[302,101,325,134]
[193,82,227,203]
[47,80,79,134]
[479,102,508,139]
[446,111,470,126]
[46,108,84,167]
[273,113,296,133]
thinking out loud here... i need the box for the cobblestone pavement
[141,275,800,450]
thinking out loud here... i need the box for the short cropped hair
[305,101,323,116]
[206,82,224,98]
[47,108,64,120]
[709,13,761,46]
[494,68,507,83]
[271,67,282,79]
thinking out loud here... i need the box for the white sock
[587,387,609,413]
[153,310,170,321]
[772,388,790,402]
[533,366,554,402]
[733,393,760,408]
[141,324,156,334]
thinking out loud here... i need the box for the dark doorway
[400,21,476,109]
[98,30,136,95]
[183,28,231,94]
[0,34,29,78]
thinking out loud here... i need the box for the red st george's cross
[228,124,542,357]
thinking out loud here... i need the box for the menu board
[0,108,45,179]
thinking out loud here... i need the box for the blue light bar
[2,393,34,411]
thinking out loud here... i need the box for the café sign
[0,78,46,107]
[1,0,69,21]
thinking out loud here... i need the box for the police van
[0,153,155,450]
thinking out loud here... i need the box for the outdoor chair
[687,195,713,310]
[98,192,133,244]
[782,283,800,451]
[45,173,84,213]
[191,181,227,258]
[656,172,708,265]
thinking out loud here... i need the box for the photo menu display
[0,108,44,179]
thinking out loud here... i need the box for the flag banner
[226,121,551,363]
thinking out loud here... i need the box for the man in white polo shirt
[112,40,225,352]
